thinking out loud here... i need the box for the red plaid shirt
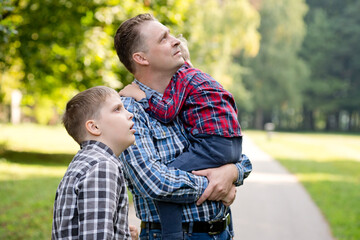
[147,63,242,137]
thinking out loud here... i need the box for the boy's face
[96,93,135,155]
[139,20,184,73]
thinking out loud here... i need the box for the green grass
[0,124,76,239]
[0,123,134,240]
[245,130,360,240]
[2,124,359,239]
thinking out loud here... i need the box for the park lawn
[245,130,360,240]
[0,124,76,239]
[0,123,132,240]
[1,124,359,239]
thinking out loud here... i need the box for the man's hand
[129,224,139,240]
[119,82,146,101]
[192,164,238,205]
[222,184,236,206]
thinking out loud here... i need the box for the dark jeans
[155,135,242,239]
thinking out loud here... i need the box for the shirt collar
[133,63,190,100]
[80,140,116,158]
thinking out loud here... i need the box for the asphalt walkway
[128,135,334,240]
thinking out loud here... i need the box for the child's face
[96,93,135,155]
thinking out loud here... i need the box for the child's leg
[154,201,183,240]
[156,135,242,239]
[168,135,243,171]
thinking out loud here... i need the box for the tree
[186,0,260,116]
[1,0,194,124]
[1,0,261,125]
[301,0,360,131]
[239,0,309,129]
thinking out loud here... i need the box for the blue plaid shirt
[120,80,252,224]
[52,141,131,239]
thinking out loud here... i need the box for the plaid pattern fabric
[147,62,242,137]
[120,81,252,224]
[52,140,131,239]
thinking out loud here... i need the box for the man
[115,13,252,240]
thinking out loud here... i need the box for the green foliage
[301,0,360,131]
[247,130,360,240]
[187,0,260,108]
[1,0,260,125]
[3,0,358,130]
[0,0,18,45]
[239,0,309,128]
[0,0,22,106]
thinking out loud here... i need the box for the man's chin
[178,59,185,67]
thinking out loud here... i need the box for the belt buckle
[207,213,229,235]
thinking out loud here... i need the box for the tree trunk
[255,109,264,129]
[302,106,314,130]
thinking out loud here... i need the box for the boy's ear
[85,120,101,136]
[133,52,149,66]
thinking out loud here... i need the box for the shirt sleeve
[121,98,208,204]
[147,67,192,124]
[234,154,252,186]
[76,160,130,239]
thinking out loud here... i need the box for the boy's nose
[129,112,134,120]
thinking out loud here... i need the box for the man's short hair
[62,86,117,144]
[114,13,157,74]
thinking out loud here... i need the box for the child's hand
[129,224,139,240]
[119,82,146,101]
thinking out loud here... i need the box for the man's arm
[122,97,252,205]
[234,154,252,186]
[193,154,252,205]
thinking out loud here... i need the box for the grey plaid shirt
[52,140,131,239]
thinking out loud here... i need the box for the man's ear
[133,52,149,66]
[85,120,101,136]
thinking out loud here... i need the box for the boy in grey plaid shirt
[52,86,138,239]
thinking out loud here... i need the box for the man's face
[139,20,185,73]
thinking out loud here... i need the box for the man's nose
[171,35,180,46]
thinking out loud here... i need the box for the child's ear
[85,120,101,136]
[133,52,149,66]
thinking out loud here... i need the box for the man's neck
[135,69,177,94]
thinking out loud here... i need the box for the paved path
[232,135,334,240]
[128,135,334,240]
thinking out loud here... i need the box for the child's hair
[177,34,192,66]
[62,86,117,145]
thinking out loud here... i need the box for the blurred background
[0,0,359,239]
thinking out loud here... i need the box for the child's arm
[119,82,146,101]
[147,67,193,124]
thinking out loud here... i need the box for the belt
[141,213,231,235]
